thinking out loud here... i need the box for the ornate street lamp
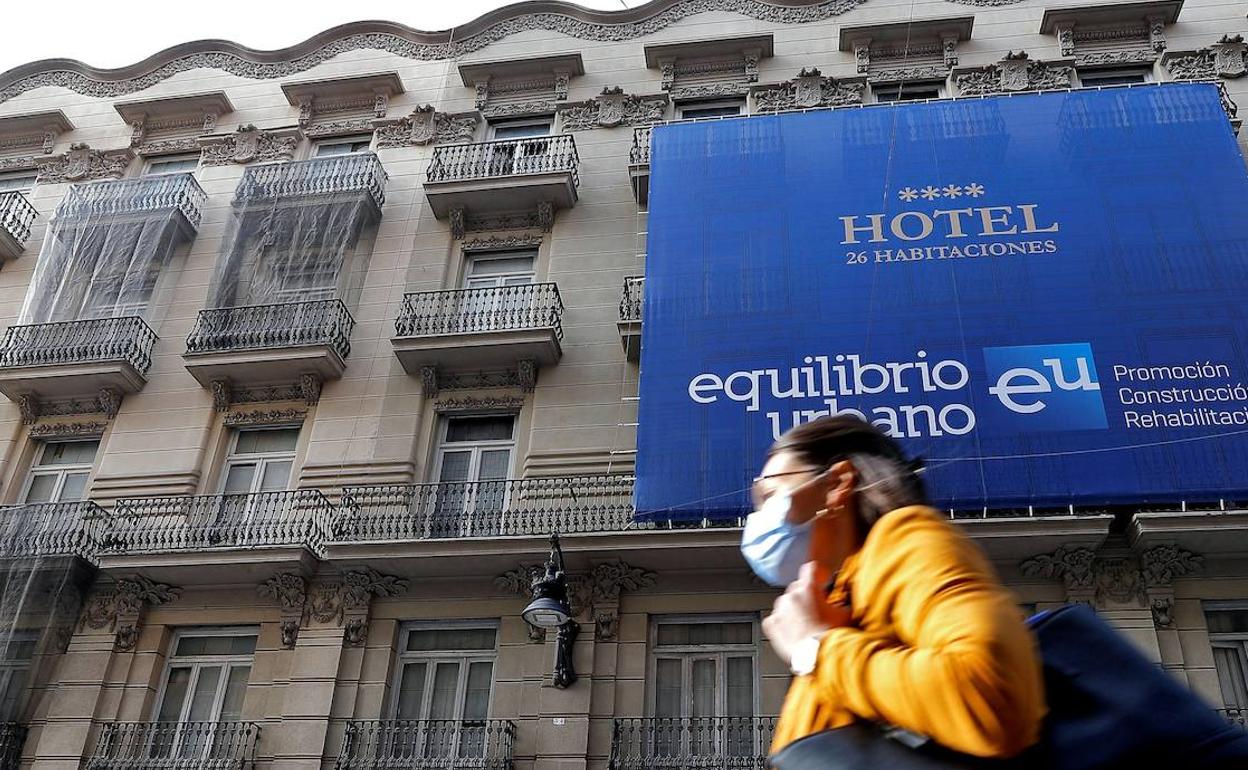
[522,533,579,688]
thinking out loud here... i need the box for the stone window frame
[1205,600,1248,712]
[388,619,501,721]
[643,34,774,102]
[280,71,404,142]
[150,626,259,724]
[1039,0,1182,70]
[114,91,233,162]
[839,16,974,96]
[0,110,74,172]
[458,54,584,121]
[646,613,762,721]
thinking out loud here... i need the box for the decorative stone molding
[1164,49,1217,80]
[81,576,181,652]
[199,124,302,166]
[434,395,526,412]
[535,202,554,233]
[281,72,402,138]
[420,365,539,396]
[462,233,543,251]
[646,34,773,100]
[115,91,232,158]
[752,68,865,112]
[466,210,550,235]
[28,419,108,439]
[0,110,72,161]
[840,18,972,84]
[16,394,38,425]
[1021,546,1095,591]
[212,380,321,411]
[461,54,582,120]
[307,568,408,647]
[374,105,480,147]
[419,365,439,398]
[1140,545,1202,586]
[559,87,667,131]
[517,359,538,392]
[257,573,308,649]
[35,143,133,184]
[299,374,322,406]
[210,380,231,412]
[1022,542,1202,621]
[16,387,122,424]
[449,208,465,240]
[223,407,308,427]
[955,52,1073,96]
[497,559,656,641]
[1213,35,1248,78]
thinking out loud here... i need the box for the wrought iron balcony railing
[0,191,37,250]
[105,490,336,557]
[234,153,387,211]
[619,276,644,322]
[610,717,776,770]
[0,500,105,560]
[0,316,157,373]
[427,135,579,185]
[0,722,26,770]
[56,174,206,230]
[338,476,636,542]
[87,721,260,770]
[395,283,563,339]
[337,719,515,770]
[630,126,652,166]
[185,299,355,359]
[1222,707,1246,728]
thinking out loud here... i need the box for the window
[80,258,163,319]
[387,623,497,761]
[259,248,341,303]
[463,251,536,290]
[874,81,945,103]
[430,416,515,538]
[459,250,539,333]
[1077,67,1152,87]
[21,439,99,504]
[677,100,745,120]
[143,154,201,176]
[153,629,256,760]
[0,633,36,721]
[651,616,759,759]
[220,428,299,495]
[488,118,552,140]
[1207,604,1248,715]
[0,171,37,194]
[313,136,373,156]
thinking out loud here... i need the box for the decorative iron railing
[234,153,387,211]
[105,490,336,556]
[395,283,563,339]
[629,126,652,166]
[0,500,105,560]
[185,299,354,359]
[87,721,260,770]
[56,174,206,229]
[0,722,26,770]
[610,717,776,770]
[427,135,579,185]
[1222,707,1247,727]
[338,476,636,541]
[620,276,644,322]
[0,191,37,249]
[337,719,515,770]
[0,316,157,373]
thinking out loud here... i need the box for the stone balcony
[391,283,563,386]
[617,276,643,362]
[609,716,776,770]
[86,720,260,770]
[99,489,336,584]
[336,719,516,770]
[424,135,579,225]
[628,125,651,205]
[0,316,158,414]
[0,192,37,262]
[233,152,386,215]
[0,500,104,562]
[183,299,356,395]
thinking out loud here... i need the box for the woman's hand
[763,561,854,667]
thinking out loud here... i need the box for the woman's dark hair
[767,415,928,530]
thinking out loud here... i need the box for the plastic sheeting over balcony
[18,174,204,325]
[207,153,386,310]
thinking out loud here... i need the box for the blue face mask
[740,491,814,587]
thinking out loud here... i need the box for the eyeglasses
[750,467,823,509]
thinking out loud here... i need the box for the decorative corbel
[743,48,762,83]
[299,373,322,406]
[853,38,872,74]
[258,573,308,649]
[554,69,571,101]
[1213,34,1248,78]
[307,568,408,647]
[129,116,147,147]
[449,207,465,240]
[1147,14,1168,54]
[1056,24,1076,57]
[81,576,181,652]
[474,79,491,110]
[658,57,677,90]
[373,92,389,118]
[1020,545,1096,604]
[941,34,960,69]
[536,201,554,233]
[202,111,219,134]
[517,359,538,392]
[297,99,315,129]
[420,366,440,397]
[17,394,39,425]
[97,387,122,419]
[210,380,232,412]
[1140,545,1202,628]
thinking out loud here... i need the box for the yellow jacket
[771,505,1046,758]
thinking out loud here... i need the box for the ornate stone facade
[955,52,1073,96]
[559,88,667,131]
[199,125,301,166]
[306,568,409,646]
[374,106,480,147]
[752,68,864,112]
[35,143,132,183]
[496,559,657,641]
[258,573,308,649]
[80,576,181,651]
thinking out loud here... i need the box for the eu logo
[983,343,1108,431]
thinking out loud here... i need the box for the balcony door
[390,624,497,763]
[461,251,537,332]
[20,439,99,504]
[650,617,759,764]
[152,630,256,761]
[214,427,299,545]
[430,416,514,538]
[487,118,553,176]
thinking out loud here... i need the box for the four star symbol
[896,182,986,201]
[942,184,963,198]
[964,182,985,197]
[920,185,941,200]
[898,187,918,202]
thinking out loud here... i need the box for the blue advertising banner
[634,83,1248,520]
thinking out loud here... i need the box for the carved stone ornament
[420,365,440,397]
[449,208,465,240]
[560,87,667,131]
[28,420,107,439]
[36,143,133,183]
[307,568,409,647]
[1092,556,1146,605]
[753,68,865,112]
[211,380,232,412]
[16,394,38,425]
[20,386,126,424]
[536,201,554,233]
[434,395,526,412]
[258,573,308,649]
[1141,545,1203,586]
[374,105,480,147]
[1057,25,1076,57]
[80,575,181,652]
[955,52,1073,96]
[1020,546,1096,590]
[517,359,538,392]
[1165,49,1218,81]
[1148,14,1168,54]
[496,559,656,642]
[462,233,543,251]
[1213,35,1248,78]
[223,407,307,427]
[467,210,550,234]
[199,124,300,166]
[299,374,322,406]
[1150,596,1175,627]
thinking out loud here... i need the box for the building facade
[0,2,1245,770]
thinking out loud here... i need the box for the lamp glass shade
[522,597,572,628]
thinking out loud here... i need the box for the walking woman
[742,415,1046,762]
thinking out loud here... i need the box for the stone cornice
[0,1,978,105]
